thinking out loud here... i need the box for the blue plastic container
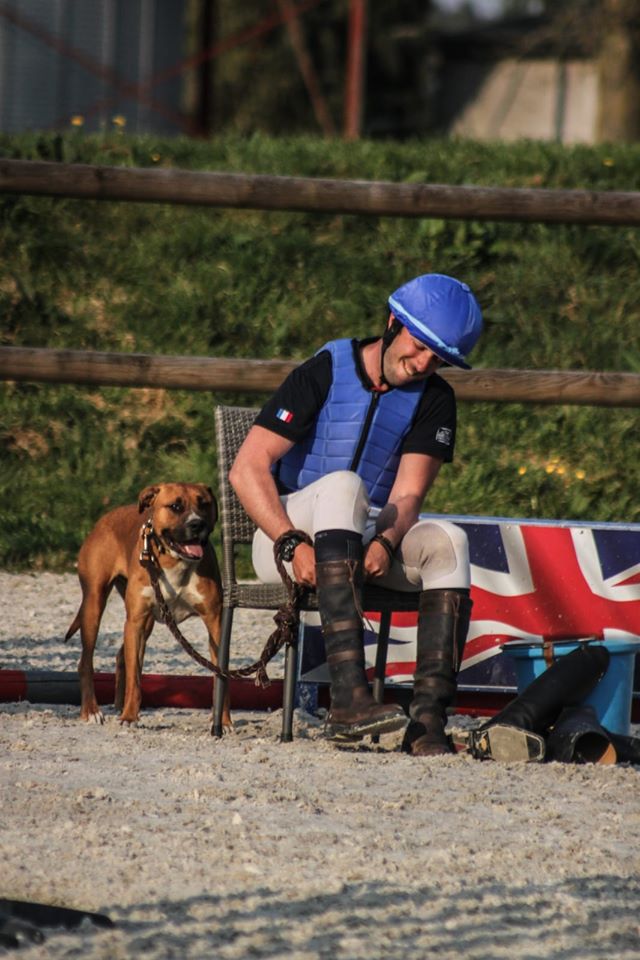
[502,638,640,736]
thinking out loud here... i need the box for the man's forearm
[229,465,295,543]
[230,456,316,586]
[375,496,421,547]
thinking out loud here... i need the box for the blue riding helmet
[388,273,483,370]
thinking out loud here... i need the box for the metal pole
[278,0,335,136]
[196,0,216,137]
[344,0,367,140]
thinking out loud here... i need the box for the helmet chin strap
[378,315,403,388]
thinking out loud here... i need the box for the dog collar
[139,518,162,561]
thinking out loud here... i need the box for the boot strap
[323,618,362,638]
[419,588,470,614]
[316,559,360,587]
[543,639,555,669]
[326,648,363,665]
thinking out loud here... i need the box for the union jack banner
[299,515,640,695]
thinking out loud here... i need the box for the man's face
[382,319,444,387]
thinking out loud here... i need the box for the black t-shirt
[256,339,457,464]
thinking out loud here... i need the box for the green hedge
[1,132,639,570]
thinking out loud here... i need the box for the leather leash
[139,520,312,688]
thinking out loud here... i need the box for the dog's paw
[80,707,105,725]
[221,715,234,732]
[117,713,140,727]
[209,718,234,737]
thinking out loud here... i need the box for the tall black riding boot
[469,644,610,762]
[316,529,407,741]
[606,731,640,764]
[402,588,472,757]
[546,705,617,764]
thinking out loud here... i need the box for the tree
[596,0,640,142]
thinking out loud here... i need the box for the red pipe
[0,671,283,711]
[0,671,27,702]
[2,670,635,720]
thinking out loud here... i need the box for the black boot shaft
[546,704,616,764]
[411,589,473,721]
[314,528,407,740]
[403,588,472,757]
[315,558,363,645]
[488,645,610,735]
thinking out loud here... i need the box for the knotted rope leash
[139,520,313,688]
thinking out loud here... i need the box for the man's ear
[382,313,402,347]
[138,485,160,513]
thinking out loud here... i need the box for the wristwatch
[279,532,306,562]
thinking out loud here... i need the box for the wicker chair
[212,404,420,741]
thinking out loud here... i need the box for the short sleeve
[254,350,332,442]
[400,374,457,462]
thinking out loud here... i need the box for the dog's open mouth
[162,533,206,561]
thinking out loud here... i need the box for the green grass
[1,132,639,570]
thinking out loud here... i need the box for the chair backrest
[214,404,260,585]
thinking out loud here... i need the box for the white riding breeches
[252,471,470,591]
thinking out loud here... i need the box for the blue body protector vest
[276,339,424,507]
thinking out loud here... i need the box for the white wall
[444,58,599,143]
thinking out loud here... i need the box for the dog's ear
[198,484,218,527]
[138,485,160,513]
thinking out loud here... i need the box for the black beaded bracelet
[371,533,396,561]
[276,530,309,563]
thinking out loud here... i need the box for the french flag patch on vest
[276,408,294,423]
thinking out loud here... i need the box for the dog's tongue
[181,542,204,559]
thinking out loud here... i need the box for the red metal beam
[74,0,327,131]
[277,0,335,136]
[0,0,327,135]
[344,0,367,140]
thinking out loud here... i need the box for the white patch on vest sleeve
[435,427,452,445]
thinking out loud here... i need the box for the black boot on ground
[468,644,611,763]
[402,588,472,758]
[546,704,617,764]
[468,724,546,763]
[315,529,407,741]
[607,731,640,764]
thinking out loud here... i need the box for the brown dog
[66,482,229,728]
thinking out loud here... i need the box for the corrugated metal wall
[0,0,185,134]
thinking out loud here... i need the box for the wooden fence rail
[2,158,640,224]
[2,346,639,407]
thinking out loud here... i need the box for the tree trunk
[596,0,640,142]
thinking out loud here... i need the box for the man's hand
[292,542,316,587]
[364,539,392,579]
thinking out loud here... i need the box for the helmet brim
[395,314,472,370]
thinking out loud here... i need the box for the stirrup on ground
[468,723,546,763]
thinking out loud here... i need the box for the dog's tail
[64,612,81,642]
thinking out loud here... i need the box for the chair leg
[372,611,391,705]
[371,611,392,744]
[211,604,233,737]
[281,639,299,743]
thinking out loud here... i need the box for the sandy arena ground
[1,570,639,959]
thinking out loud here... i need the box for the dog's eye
[168,501,184,514]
